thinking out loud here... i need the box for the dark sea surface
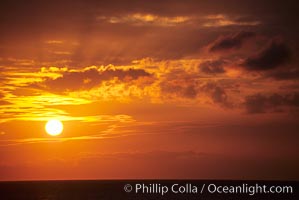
[0,180,297,200]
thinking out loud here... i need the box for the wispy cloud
[45,40,64,44]
[203,14,260,27]
[97,13,190,26]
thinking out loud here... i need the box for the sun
[45,119,63,136]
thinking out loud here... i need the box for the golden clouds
[97,13,190,26]
[97,13,261,28]
[203,15,260,27]
[0,30,298,126]
[0,64,154,123]
[0,56,290,124]
[0,93,91,122]
[40,66,152,92]
[45,40,64,44]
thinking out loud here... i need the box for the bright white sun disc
[45,119,63,136]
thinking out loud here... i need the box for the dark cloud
[199,60,226,74]
[160,77,233,108]
[160,80,198,99]
[243,39,291,70]
[41,68,151,92]
[1,0,297,23]
[201,82,232,108]
[244,92,299,113]
[266,68,299,80]
[209,31,256,52]
[1,0,298,64]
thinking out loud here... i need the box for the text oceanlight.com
[124,183,293,196]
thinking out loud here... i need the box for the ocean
[0,180,297,199]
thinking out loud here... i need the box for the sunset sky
[0,0,298,180]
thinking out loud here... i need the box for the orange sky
[0,0,298,180]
